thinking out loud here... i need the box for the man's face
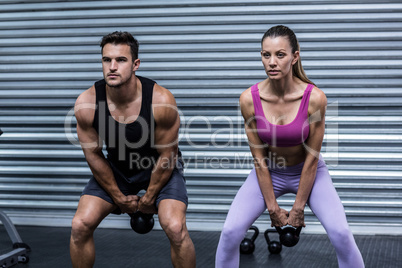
[102,43,138,88]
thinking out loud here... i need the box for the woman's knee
[327,225,354,248]
[220,223,247,246]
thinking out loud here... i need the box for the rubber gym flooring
[1,225,401,268]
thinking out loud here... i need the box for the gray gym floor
[1,225,401,268]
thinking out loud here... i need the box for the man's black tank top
[92,76,160,177]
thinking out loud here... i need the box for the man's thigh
[155,162,188,208]
[157,198,187,226]
[74,195,117,228]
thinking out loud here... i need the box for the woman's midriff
[267,144,306,167]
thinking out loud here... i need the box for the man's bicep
[153,97,180,145]
[77,122,101,151]
[153,115,180,154]
[75,104,103,160]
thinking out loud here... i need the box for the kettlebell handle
[275,226,283,234]
[264,229,272,243]
[248,225,259,241]
[275,226,302,235]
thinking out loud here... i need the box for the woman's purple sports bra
[250,83,314,147]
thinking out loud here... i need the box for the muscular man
[70,31,196,268]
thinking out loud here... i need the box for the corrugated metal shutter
[0,0,401,234]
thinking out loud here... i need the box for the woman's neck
[263,75,298,97]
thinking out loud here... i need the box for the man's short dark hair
[100,31,139,61]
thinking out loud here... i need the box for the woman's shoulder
[240,80,263,104]
[239,84,258,118]
[239,86,253,104]
[309,84,327,113]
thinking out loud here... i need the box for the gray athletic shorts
[81,158,188,214]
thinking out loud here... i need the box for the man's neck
[106,75,140,105]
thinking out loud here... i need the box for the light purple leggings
[215,159,364,268]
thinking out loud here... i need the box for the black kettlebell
[240,225,259,254]
[129,211,154,234]
[275,226,302,247]
[264,229,282,254]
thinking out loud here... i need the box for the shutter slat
[0,0,401,234]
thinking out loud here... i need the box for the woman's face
[261,36,299,80]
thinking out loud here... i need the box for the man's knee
[161,217,187,245]
[71,216,96,243]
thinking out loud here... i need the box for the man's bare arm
[138,84,180,214]
[75,87,139,213]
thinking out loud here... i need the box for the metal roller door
[0,0,401,234]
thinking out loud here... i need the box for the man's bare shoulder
[76,85,95,105]
[152,83,177,107]
[151,84,179,128]
[75,85,96,127]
